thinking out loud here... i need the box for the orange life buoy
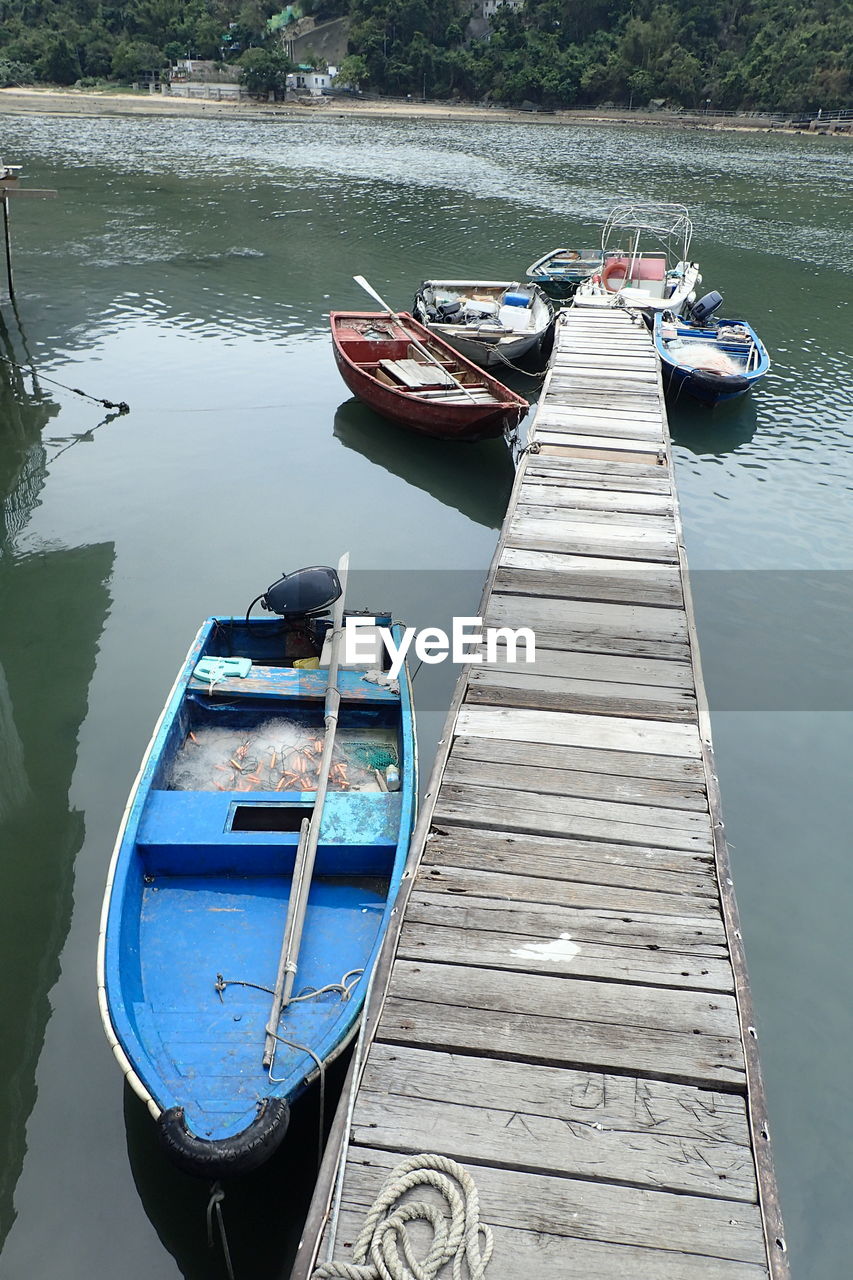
[602,256,630,293]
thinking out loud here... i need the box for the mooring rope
[492,345,547,380]
[206,1181,236,1280]
[312,1153,493,1280]
[0,352,129,413]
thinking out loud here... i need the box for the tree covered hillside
[0,0,850,112]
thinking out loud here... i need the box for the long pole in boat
[352,274,480,404]
[263,551,350,1069]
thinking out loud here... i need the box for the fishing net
[169,719,399,794]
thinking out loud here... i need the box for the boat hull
[653,313,770,407]
[330,311,528,441]
[98,614,417,1177]
[412,280,553,370]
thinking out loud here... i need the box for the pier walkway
[293,307,788,1280]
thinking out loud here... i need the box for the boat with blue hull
[653,294,770,406]
[97,565,416,1178]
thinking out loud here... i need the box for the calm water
[0,113,850,1279]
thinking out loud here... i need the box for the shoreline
[1,85,842,135]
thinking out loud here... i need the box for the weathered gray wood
[413,860,721,917]
[433,786,713,852]
[466,668,697,721]
[450,732,706,782]
[535,415,664,441]
[517,483,674,514]
[381,960,746,1086]
[455,704,703,758]
[524,454,672,482]
[486,592,688,644]
[425,822,715,882]
[423,826,715,890]
[331,1203,766,1279]
[443,751,708,811]
[336,1142,765,1267]
[534,430,663,453]
[513,501,674,528]
[354,1047,752,1198]
[399,905,732,991]
[508,514,677,562]
[494,566,682,607]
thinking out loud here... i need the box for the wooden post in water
[2,194,14,301]
[0,166,58,303]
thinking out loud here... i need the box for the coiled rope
[312,1153,493,1280]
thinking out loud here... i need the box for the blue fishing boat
[525,247,604,300]
[653,293,770,406]
[97,562,416,1177]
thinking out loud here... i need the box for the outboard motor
[244,566,343,662]
[257,566,342,618]
[689,291,724,325]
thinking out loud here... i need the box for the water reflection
[0,343,114,1245]
[669,390,759,456]
[333,396,514,529]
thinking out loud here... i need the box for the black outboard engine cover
[261,566,342,617]
[690,291,724,324]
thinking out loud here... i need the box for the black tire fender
[157,1098,290,1178]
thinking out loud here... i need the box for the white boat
[412,280,554,369]
[573,203,701,319]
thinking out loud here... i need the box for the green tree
[111,40,164,81]
[238,46,292,96]
[334,53,369,88]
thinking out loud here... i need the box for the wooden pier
[293,307,788,1280]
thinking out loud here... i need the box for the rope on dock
[312,1153,493,1280]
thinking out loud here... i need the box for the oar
[263,552,350,1069]
[352,274,480,403]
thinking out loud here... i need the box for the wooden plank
[535,444,664,466]
[400,904,731,990]
[331,1207,766,1279]
[450,731,706,782]
[534,430,663,453]
[534,416,664,442]
[455,704,702,758]
[415,859,721,917]
[466,639,694,688]
[356,1046,755,1203]
[381,961,746,1086]
[524,454,671,481]
[507,515,677,562]
[443,751,707,811]
[523,468,672,493]
[517,484,674,515]
[433,787,713,852]
[423,827,716,894]
[514,501,673,528]
[496,559,683,607]
[466,670,696,721]
[340,1132,764,1265]
[485,592,688,643]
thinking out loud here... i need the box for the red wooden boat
[330,310,528,441]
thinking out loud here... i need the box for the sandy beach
[0,84,823,133]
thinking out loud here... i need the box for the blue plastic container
[503,291,531,307]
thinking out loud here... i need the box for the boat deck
[292,308,788,1280]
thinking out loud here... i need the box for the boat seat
[137,789,402,876]
[187,665,399,703]
[379,358,457,389]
